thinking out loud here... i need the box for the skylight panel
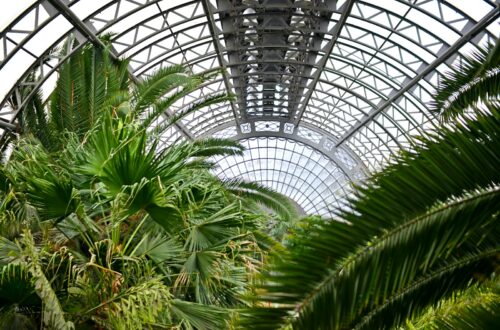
[444,0,493,22]
[213,137,353,217]
[0,0,496,212]
[70,0,113,20]
[0,0,36,32]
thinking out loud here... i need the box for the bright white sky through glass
[0,0,497,216]
[0,0,496,101]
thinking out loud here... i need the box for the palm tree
[9,35,229,152]
[0,37,296,328]
[240,42,500,329]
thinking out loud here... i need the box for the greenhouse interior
[0,0,499,329]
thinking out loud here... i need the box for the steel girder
[335,5,500,148]
[0,0,498,204]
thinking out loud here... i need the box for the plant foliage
[240,42,500,329]
[0,37,296,329]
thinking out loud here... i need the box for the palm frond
[6,138,79,221]
[189,137,245,158]
[132,65,189,114]
[240,103,500,329]
[101,275,172,330]
[432,297,500,330]
[13,73,53,148]
[405,279,500,330]
[241,185,500,329]
[47,37,130,150]
[20,230,74,330]
[175,250,219,300]
[131,233,184,264]
[170,299,231,330]
[344,105,500,230]
[0,237,21,265]
[151,93,235,134]
[0,264,40,309]
[222,179,298,222]
[185,203,242,252]
[350,248,498,330]
[432,41,499,121]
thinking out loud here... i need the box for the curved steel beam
[292,0,354,124]
[335,5,500,147]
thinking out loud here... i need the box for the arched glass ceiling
[0,0,498,216]
[213,136,355,217]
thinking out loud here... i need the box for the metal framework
[0,0,498,217]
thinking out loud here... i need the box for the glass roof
[213,136,354,217]
[0,0,498,217]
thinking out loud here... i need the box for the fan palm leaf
[170,299,231,330]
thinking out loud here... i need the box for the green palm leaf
[405,279,500,330]
[432,297,500,330]
[132,65,189,114]
[240,102,500,329]
[20,230,74,330]
[0,264,40,309]
[170,299,230,330]
[222,179,298,222]
[185,203,242,252]
[150,93,235,135]
[432,41,499,121]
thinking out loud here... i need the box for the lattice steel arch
[0,0,498,214]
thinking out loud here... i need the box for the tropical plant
[239,42,500,329]
[0,37,296,329]
[431,41,499,121]
[405,279,500,330]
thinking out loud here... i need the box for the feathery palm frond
[132,65,189,115]
[12,73,53,148]
[188,137,245,158]
[431,296,500,330]
[150,93,235,135]
[40,36,130,151]
[240,103,500,329]
[432,41,499,121]
[241,189,500,329]
[100,275,172,330]
[222,179,298,222]
[20,230,74,330]
[347,105,500,229]
[405,279,500,330]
